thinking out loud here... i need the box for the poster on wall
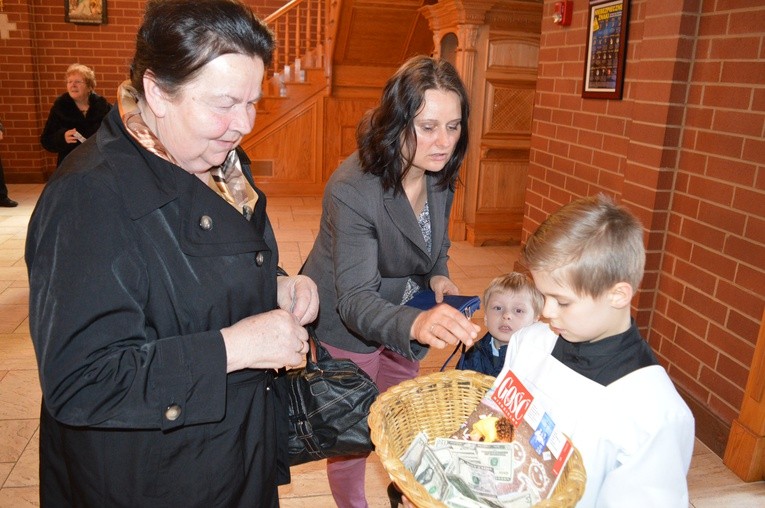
[65,0,107,25]
[582,0,629,99]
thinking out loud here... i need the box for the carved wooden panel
[483,81,535,138]
[251,107,317,182]
[477,158,529,212]
[323,96,379,180]
[341,126,357,158]
[464,156,528,245]
[487,39,540,69]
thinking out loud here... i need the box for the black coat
[40,91,111,166]
[26,106,290,507]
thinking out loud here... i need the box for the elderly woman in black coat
[25,1,318,506]
[40,62,111,167]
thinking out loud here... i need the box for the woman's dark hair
[356,56,470,193]
[130,0,275,97]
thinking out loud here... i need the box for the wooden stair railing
[241,0,341,196]
[264,0,329,83]
[250,0,338,129]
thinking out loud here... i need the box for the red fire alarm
[553,1,573,26]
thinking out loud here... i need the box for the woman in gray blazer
[301,55,479,507]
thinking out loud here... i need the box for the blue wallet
[406,290,481,371]
[405,290,481,317]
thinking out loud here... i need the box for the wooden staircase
[241,0,335,196]
[241,0,443,197]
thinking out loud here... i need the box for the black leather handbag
[286,327,379,466]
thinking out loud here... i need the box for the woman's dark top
[40,91,111,166]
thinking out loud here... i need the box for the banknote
[434,437,515,482]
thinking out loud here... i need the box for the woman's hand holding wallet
[409,300,480,349]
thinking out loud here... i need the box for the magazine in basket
[452,367,574,505]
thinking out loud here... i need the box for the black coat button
[199,215,213,230]
[255,252,264,266]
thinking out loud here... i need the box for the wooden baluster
[297,4,303,62]
[284,13,291,74]
[317,0,324,69]
[300,0,313,58]
[272,24,280,77]
[318,0,322,59]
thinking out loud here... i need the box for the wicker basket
[369,370,587,508]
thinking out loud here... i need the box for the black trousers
[0,156,8,198]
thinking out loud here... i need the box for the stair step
[263,67,324,99]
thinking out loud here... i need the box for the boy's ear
[608,281,634,309]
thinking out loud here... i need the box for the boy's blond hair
[521,194,645,298]
[483,272,544,317]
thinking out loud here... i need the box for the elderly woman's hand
[221,309,310,372]
[65,128,81,144]
[277,274,319,325]
[409,304,479,349]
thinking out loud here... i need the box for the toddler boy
[506,194,695,507]
[458,272,542,376]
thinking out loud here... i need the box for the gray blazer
[301,151,453,359]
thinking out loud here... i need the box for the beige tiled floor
[0,184,763,507]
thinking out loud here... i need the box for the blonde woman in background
[40,63,111,167]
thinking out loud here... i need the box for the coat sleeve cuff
[155,331,228,431]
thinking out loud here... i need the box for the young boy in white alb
[506,194,695,507]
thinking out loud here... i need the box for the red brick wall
[0,0,285,180]
[527,0,764,445]
[663,1,764,425]
[0,0,43,180]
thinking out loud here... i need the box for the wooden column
[723,306,765,481]
[420,1,493,241]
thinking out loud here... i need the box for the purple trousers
[322,343,419,508]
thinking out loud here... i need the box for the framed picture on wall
[65,0,107,25]
[582,0,629,99]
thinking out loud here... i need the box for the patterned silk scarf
[117,81,257,217]
[209,149,258,219]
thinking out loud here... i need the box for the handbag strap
[305,325,332,365]
[439,342,466,371]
